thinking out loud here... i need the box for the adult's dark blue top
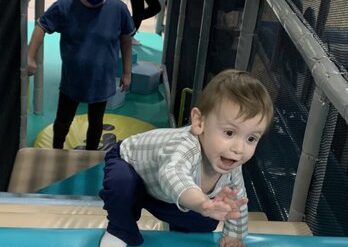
[39,0,135,103]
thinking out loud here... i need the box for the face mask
[86,0,104,5]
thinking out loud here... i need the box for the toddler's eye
[224,130,234,137]
[248,136,258,143]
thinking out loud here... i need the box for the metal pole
[190,0,214,109]
[155,0,166,35]
[315,0,331,38]
[265,0,348,220]
[33,0,45,114]
[160,0,175,126]
[178,88,192,127]
[266,0,348,123]
[288,88,330,221]
[161,0,173,64]
[19,0,29,148]
[169,0,187,114]
[235,0,260,71]
[161,64,176,127]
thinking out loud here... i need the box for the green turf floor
[27,22,169,147]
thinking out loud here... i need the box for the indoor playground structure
[1,0,348,246]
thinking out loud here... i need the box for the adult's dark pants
[53,92,107,150]
[99,143,219,246]
[130,0,161,31]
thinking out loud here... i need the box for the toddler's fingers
[237,197,248,206]
[226,210,241,220]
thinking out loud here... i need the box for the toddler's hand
[200,198,232,221]
[214,187,248,220]
[220,236,245,247]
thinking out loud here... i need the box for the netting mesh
[305,107,348,236]
[165,0,348,236]
[244,1,310,222]
[287,0,348,236]
[205,0,245,81]
[245,0,348,236]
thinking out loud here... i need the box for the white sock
[99,231,127,247]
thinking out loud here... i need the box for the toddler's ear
[190,107,204,135]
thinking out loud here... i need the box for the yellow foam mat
[34,114,155,149]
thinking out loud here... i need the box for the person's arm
[178,187,209,212]
[157,136,229,219]
[179,186,248,221]
[27,25,45,75]
[220,201,248,247]
[180,186,248,247]
[220,169,248,247]
[119,34,132,91]
[158,135,247,221]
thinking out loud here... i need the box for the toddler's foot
[99,231,127,247]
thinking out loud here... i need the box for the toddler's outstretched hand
[214,187,248,220]
[200,198,233,221]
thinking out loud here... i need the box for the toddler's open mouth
[220,156,237,169]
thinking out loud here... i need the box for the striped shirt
[120,126,248,238]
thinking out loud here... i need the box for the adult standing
[27,0,135,150]
[130,0,161,44]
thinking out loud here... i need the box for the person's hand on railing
[27,56,37,76]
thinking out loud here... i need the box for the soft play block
[130,61,161,94]
[106,78,126,110]
[0,228,348,247]
[117,51,138,77]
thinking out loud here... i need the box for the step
[0,202,311,235]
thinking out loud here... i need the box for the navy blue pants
[99,143,219,246]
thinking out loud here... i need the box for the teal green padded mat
[0,228,348,247]
[37,162,104,196]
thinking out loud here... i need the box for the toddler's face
[198,100,268,174]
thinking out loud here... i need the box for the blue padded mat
[0,228,347,247]
[37,163,104,196]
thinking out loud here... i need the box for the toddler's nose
[230,137,243,154]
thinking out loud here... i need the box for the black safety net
[163,0,348,236]
[164,0,245,124]
[246,0,348,236]
[0,0,21,191]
